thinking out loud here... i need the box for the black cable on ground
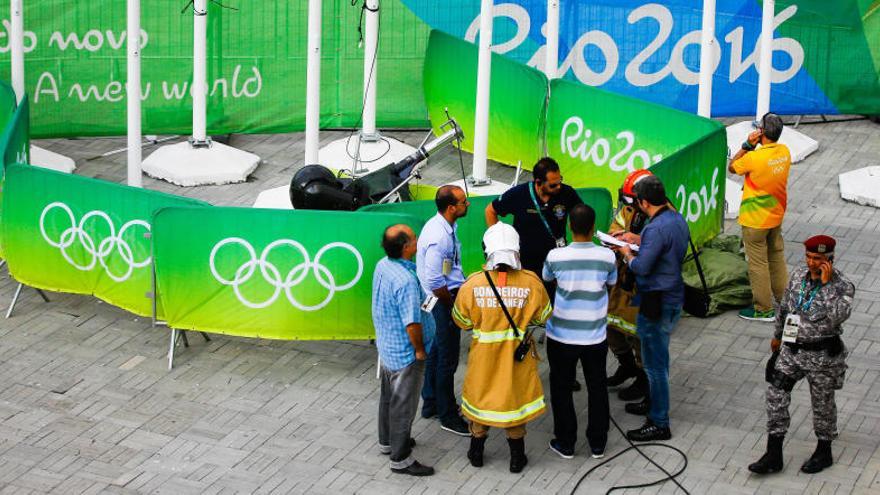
[570,415,690,495]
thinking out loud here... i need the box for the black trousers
[547,337,610,451]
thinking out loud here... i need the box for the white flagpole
[755,0,774,119]
[127,0,142,187]
[471,0,494,185]
[362,0,379,140]
[10,0,24,102]
[304,0,322,165]
[545,0,559,80]
[192,0,208,145]
[697,0,716,118]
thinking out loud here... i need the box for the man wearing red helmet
[605,169,653,414]
[749,235,855,476]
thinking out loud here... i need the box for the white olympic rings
[39,202,152,283]
[209,237,363,311]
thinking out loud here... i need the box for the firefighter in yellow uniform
[452,223,552,473]
[606,170,653,413]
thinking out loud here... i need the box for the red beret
[804,235,836,254]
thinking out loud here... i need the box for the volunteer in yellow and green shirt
[728,112,792,322]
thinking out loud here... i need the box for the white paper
[595,231,639,252]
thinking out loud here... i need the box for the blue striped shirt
[542,242,617,345]
[372,257,436,371]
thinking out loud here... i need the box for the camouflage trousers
[767,345,847,441]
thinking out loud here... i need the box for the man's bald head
[382,224,416,259]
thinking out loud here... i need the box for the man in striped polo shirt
[542,204,617,459]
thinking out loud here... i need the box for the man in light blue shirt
[416,185,471,436]
[372,224,436,477]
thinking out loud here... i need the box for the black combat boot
[607,351,639,387]
[507,438,528,473]
[800,439,833,474]
[468,436,487,467]
[748,434,784,474]
[618,369,648,401]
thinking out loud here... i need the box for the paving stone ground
[0,117,878,494]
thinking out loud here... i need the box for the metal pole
[362,0,379,140]
[471,0,494,185]
[192,0,208,145]
[545,0,559,79]
[697,0,716,118]
[755,0,775,120]
[10,0,24,103]
[304,0,322,165]
[127,0,143,187]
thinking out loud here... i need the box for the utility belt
[783,335,842,355]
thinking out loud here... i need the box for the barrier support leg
[5,284,23,319]
[168,328,178,370]
[36,290,49,303]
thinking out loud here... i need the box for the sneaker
[626,420,671,442]
[590,446,606,459]
[738,306,775,322]
[391,460,435,477]
[549,439,574,459]
[441,416,471,437]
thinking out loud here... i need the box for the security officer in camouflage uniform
[749,235,855,475]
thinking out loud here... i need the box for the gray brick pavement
[0,118,877,493]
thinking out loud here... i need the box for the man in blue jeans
[617,175,688,441]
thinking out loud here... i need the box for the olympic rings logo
[39,202,152,283]
[209,238,363,311]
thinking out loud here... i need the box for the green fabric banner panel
[361,187,612,276]
[0,95,30,260]
[0,96,30,169]
[1,164,208,317]
[546,77,725,245]
[153,207,424,340]
[0,1,432,138]
[423,30,547,168]
[648,130,727,246]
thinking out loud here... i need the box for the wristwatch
[742,141,756,151]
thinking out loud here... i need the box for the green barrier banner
[1,164,208,317]
[362,187,613,276]
[0,95,30,168]
[0,1,432,138]
[0,94,30,259]
[546,78,726,245]
[153,207,423,340]
[423,30,547,169]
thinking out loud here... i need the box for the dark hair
[434,185,461,213]
[569,204,596,236]
[761,112,783,142]
[381,226,411,259]
[532,157,560,182]
[634,175,667,206]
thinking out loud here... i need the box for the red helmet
[619,169,653,204]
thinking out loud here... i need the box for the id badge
[782,314,800,343]
[421,295,438,313]
[442,258,453,276]
[555,237,567,248]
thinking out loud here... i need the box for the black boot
[607,351,638,387]
[800,440,833,474]
[625,395,650,416]
[748,434,784,474]
[618,369,648,401]
[507,438,528,473]
[468,436,487,467]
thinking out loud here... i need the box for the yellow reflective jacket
[452,269,551,428]
[607,205,643,335]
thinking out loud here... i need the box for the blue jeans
[636,304,682,428]
[420,299,461,422]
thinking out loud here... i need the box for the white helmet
[483,223,521,270]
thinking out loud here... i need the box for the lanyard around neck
[796,279,822,312]
[529,182,556,240]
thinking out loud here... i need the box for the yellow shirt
[731,143,791,229]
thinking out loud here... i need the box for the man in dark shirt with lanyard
[485,157,583,277]
[485,157,584,389]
